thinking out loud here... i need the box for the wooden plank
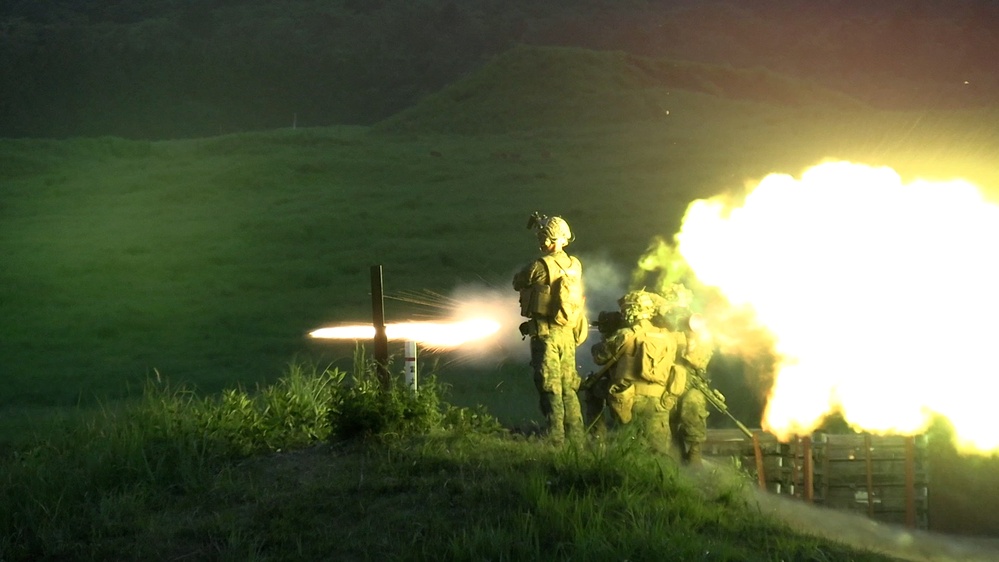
[815,473,928,487]
[821,448,924,462]
[813,460,928,483]
[905,435,917,528]
[821,434,928,448]
[703,429,931,531]
[820,485,928,508]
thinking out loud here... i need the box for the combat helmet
[656,283,695,329]
[527,212,573,248]
[618,290,665,325]
[660,283,693,310]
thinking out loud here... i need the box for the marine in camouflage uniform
[512,213,587,445]
[671,313,715,465]
[590,291,683,455]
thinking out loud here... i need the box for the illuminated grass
[3,105,996,417]
[3,45,999,417]
[0,42,997,561]
[0,363,892,561]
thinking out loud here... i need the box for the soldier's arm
[591,329,631,365]
[512,260,547,291]
[682,331,714,371]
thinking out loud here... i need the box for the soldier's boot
[685,442,703,467]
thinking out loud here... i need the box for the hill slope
[378,45,864,134]
[3,0,997,139]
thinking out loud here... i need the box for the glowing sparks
[676,160,999,454]
[310,318,501,349]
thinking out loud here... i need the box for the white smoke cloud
[445,282,531,365]
[446,253,629,373]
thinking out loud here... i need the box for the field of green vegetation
[3,46,999,560]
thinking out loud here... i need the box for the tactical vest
[518,254,583,327]
[614,326,678,386]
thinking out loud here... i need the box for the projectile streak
[309,318,501,349]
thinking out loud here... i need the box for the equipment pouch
[659,393,678,413]
[606,382,635,424]
[640,330,676,385]
[530,284,553,316]
[520,319,546,338]
[572,314,588,347]
[518,287,533,317]
[666,364,687,396]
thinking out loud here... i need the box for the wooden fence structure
[703,429,929,529]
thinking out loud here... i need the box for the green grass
[3,108,996,413]
[0,361,896,562]
[2,46,998,418]
[1,45,999,557]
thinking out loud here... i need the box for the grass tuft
[0,354,898,561]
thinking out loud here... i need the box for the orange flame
[676,160,999,454]
[310,318,501,349]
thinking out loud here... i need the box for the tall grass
[0,352,501,561]
[0,348,902,562]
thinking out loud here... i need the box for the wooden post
[788,440,800,497]
[370,265,390,389]
[752,432,767,490]
[818,432,829,507]
[803,435,814,503]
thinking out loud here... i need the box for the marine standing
[513,212,588,445]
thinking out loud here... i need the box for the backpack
[638,328,677,385]
[541,254,585,327]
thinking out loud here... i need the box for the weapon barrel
[580,359,614,392]
[689,370,754,439]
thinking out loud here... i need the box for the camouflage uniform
[590,291,680,455]
[671,315,715,465]
[513,215,587,446]
[582,370,612,440]
[528,319,584,445]
[582,310,623,439]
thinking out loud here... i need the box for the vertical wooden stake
[370,265,390,389]
[752,432,767,490]
[803,435,814,503]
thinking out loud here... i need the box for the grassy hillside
[3,364,996,560]
[0,367,907,561]
[378,45,864,134]
[2,0,997,139]
[2,46,997,415]
[3,44,999,555]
